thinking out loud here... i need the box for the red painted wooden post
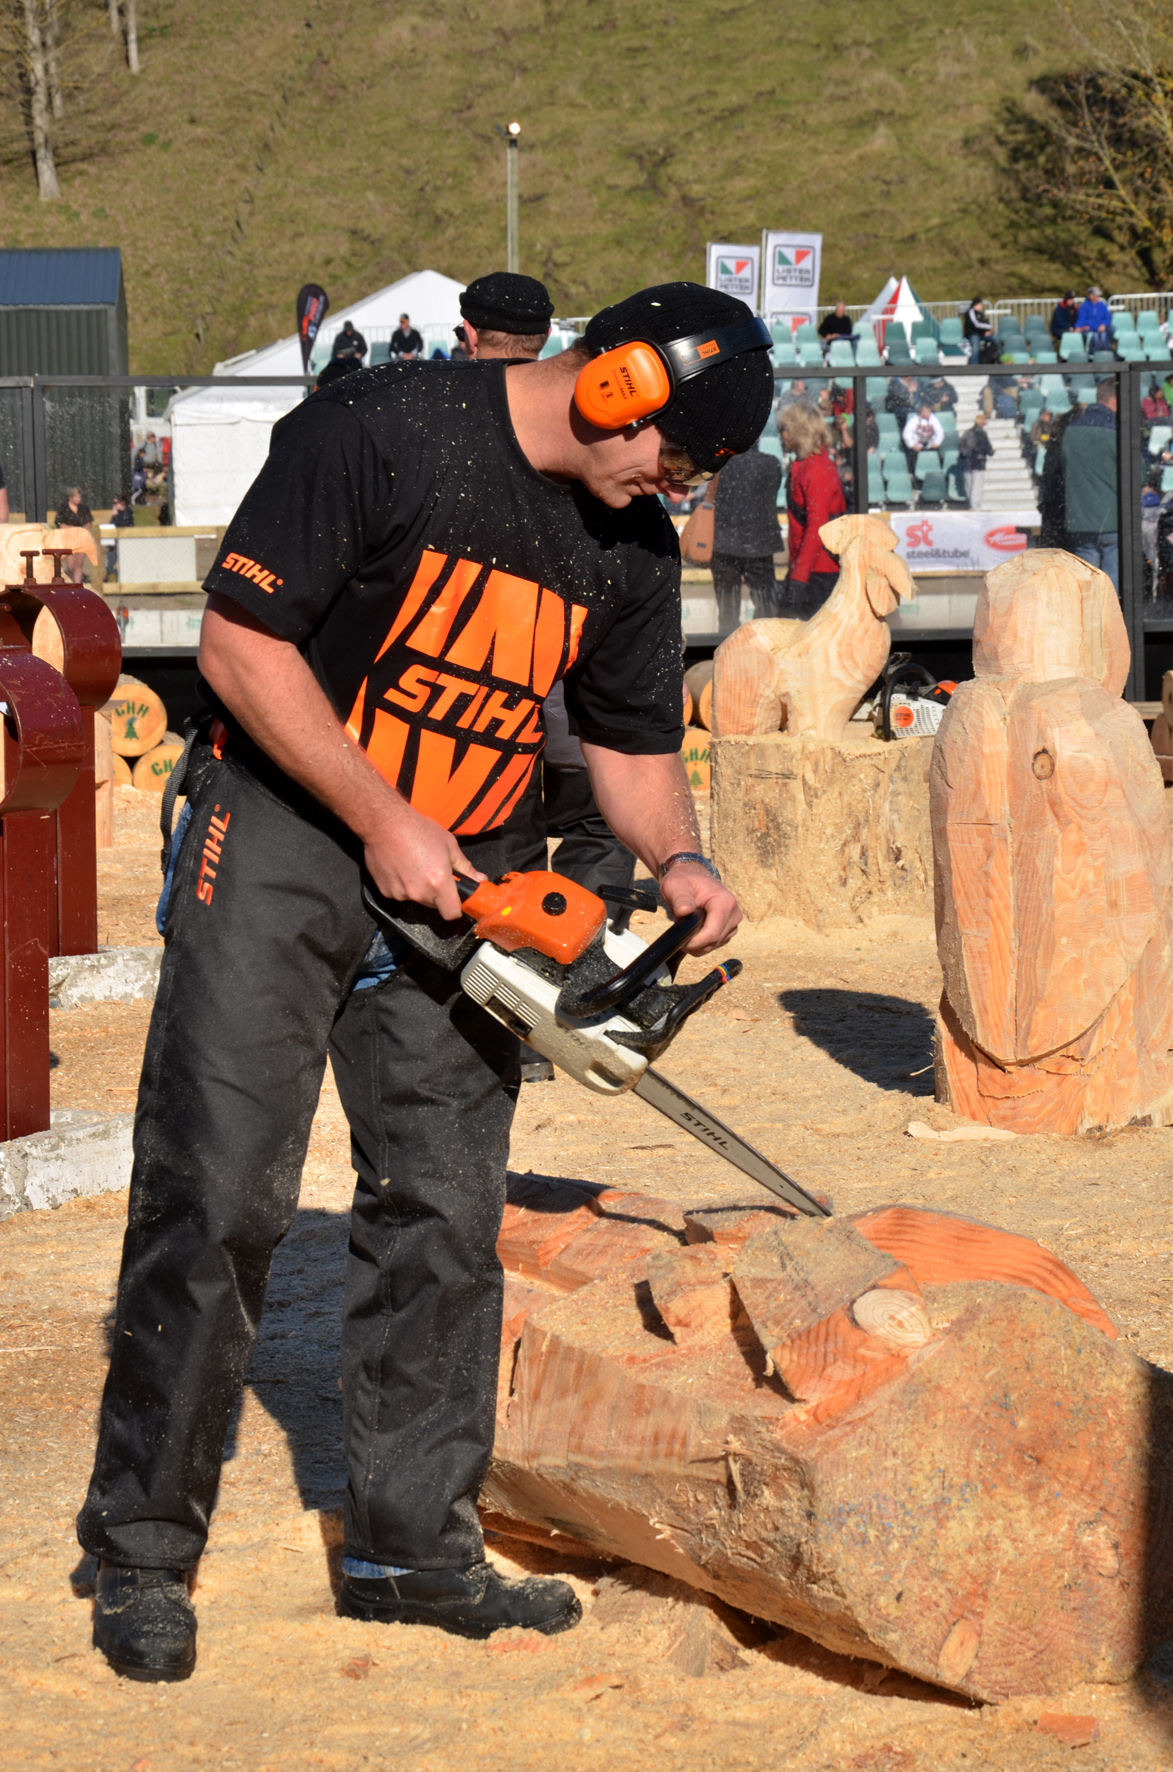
[14,549,121,957]
[0,581,85,1139]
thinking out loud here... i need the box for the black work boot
[92,1561,197,1681]
[340,1561,582,1639]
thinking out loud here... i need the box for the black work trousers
[710,551,779,633]
[503,762,636,897]
[78,743,519,1573]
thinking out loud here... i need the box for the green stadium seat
[882,449,906,477]
[772,342,798,366]
[368,341,391,365]
[867,468,886,506]
[884,474,913,507]
[1118,340,1146,362]
[876,412,900,440]
[827,340,855,367]
[886,344,914,367]
[938,409,958,433]
[914,449,942,481]
[1034,349,1058,364]
[1147,338,1172,362]
[941,445,960,475]
[1006,351,1031,364]
[1025,313,1048,333]
[1137,311,1162,335]
[1048,390,1072,414]
[759,433,784,461]
[919,470,948,505]
[1035,445,1046,476]
[855,337,882,366]
[1163,466,1173,494]
[867,376,888,403]
[797,343,823,367]
[771,321,791,345]
[946,470,968,505]
[1148,425,1172,456]
[1060,334,1087,360]
[795,323,819,344]
[538,335,564,358]
[884,321,908,346]
[939,317,964,344]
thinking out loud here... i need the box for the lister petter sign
[705,243,761,306]
[761,230,822,330]
[889,512,1040,572]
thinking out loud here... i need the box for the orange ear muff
[573,342,672,430]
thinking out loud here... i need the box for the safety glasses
[657,440,713,487]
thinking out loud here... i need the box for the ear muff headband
[574,315,771,431]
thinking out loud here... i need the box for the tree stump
[711,730,934,927]
[933,549,1173,1134]
[484,1174,1173,1702]
[103,683,168,757]
[131,742,184,794]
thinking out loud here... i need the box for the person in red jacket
[778,402,847,616]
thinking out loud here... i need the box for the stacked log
[100,676,182,796]
[483,1173,1173,1702]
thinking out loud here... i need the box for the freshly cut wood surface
[683,660,713,731]
[131,742,184,793]
[485,1176,1173,1702]
[1149,668,1173,781]
[95,779,114,847]
[933,549,1173,1134]
[711,517,912,740]
[112,753,133,787]
[92,712,114,787]
[104,685,168,757]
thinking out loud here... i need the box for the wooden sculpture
[1149,668,1173,783]
[933,549,1173,1135]
[484,1173,1173,1702]
[711,516,915,739]
[0,522,98,581]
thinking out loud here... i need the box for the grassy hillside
[0,0,1072,372]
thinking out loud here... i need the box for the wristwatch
[658,851,722,883]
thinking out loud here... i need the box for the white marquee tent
[858,275,929,348]
[169,269,466,526]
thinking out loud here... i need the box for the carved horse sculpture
[711,514,915,740]
[933,549,1173,1135]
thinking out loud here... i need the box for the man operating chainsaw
[78,282,774,1680]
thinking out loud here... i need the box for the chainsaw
[363,869,828,1219]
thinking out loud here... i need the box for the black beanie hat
[584,282,773,472]
[460,272,554,334]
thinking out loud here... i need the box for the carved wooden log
[711,516,914,741]
[485,1173,1173,1702]
[1149,669,1173,784]
[710,730,934,927]
[932,549,1173,1134]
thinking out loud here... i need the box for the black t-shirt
[204,360,683,836]
[818,313,852,339]
[390,327,424,356]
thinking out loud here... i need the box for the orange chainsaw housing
[461,871,606,965]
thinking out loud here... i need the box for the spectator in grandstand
[389,313,423,358]
[864,406,880,453]
[141,432,162,472]
[885,374,921,419]
[1143,378,1171,422]
[1030,408,1055,451]
[1076,287,1112,350]
[105,493,134,579]
[903,403,945,464]
[818,301,853,343]
[450,324,472,363]
[958,413,994,509]
[1038,409,1076,548]
[1050,292,1080,347]
[777,402,847,618]
[991,380,1019,420]
[710,441,783,633]
[923,374,958,413]
[964,298,995,362]
[1063,380,1119,590]
[54,485,94,583]
[331,319,368,362]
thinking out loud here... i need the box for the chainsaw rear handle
[555,909,705,1027]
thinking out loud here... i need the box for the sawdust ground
[5,789,1173,1770]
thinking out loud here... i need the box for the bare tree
[123,0,137,72]
[44,0,64,118]
[106,0,117,32]
[16,0,62,198]
[1000,0,1173,288]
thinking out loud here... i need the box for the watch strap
[659,851,722,883]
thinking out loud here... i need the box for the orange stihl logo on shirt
[344,549,588,838]
[222,553,284,593]
[195,807,231,905]
[696,338,720,359]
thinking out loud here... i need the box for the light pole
[495,121,521,272]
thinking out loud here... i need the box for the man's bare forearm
[579,744,701,875]
[198,595,405,842]
[197,595,477,916]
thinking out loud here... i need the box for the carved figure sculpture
[1149,668,1173,782]
[933,549,1173,1134]
[711,515,915,739]
[0,522,98,582]
[484,1173,1173,1701]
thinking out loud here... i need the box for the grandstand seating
[1148,425,1172,456]
[876,413,900,443]
[914,449,942,481]
[884,322,908,347]
[881,449,906,478]
[939,317,964,346]
[887,344,914,367]
[1035,445,1046,477]
[1118,340,1146,362]
[1163,466,1173,494]
[795,323,819,345]
[1034,349,1059,364]
[919,470,947,506]
[369,341,391,365]
[867,377,888,404]
[855,336,882,367]
[941,445,960,478]
[1138,311,1162,335]
[1048,390,1072,414]
[1060,334,1087,361]
[771,321,791,345]
[772,342,798,366]
[1147,338,1173,362]
[884,472,913,507]
[797,343,823,367]
[939,410,958,433]
[868,467,886,506]
[827,339,855,368]
[914,343,940,367]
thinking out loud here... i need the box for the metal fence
[814,294,1173,331]
[2,364,1171,701]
